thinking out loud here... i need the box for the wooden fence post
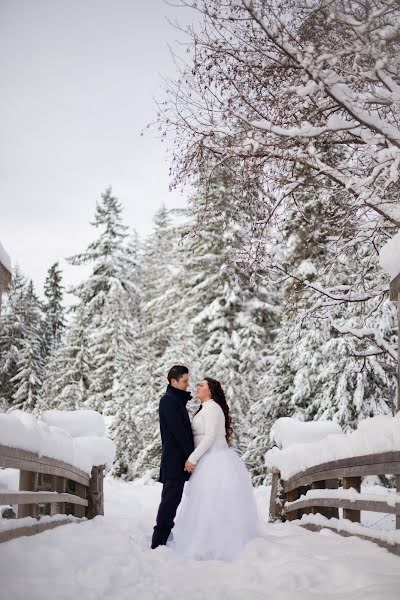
[343,476,361,522]
[19,471,39,518]
[74,482,87,518]
[311,479,339,519]
[325,478,339,519]
[269,470,285,522]
[87,465,104,519]
[389,273,400,413]
[311,481,326,517]
[286,487,300,521]
[51,475,66,517]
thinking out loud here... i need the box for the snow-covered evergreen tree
[37,310,92,411]
[245,175,397,483]
[140,206,184,359]
[0,266,28,411]
[180,165,278,452]
[108,342,142,478]
[129,206,196,480]
[122,231,142,321]
[88,277,139,416]
[42,261,65,355]
[11,280,44,412]
[243,316,296,484]
[66,187,140,414]
[105,232,144,475]
[68,187,130,319]
[277,177,397,426]
[39,188,141,424]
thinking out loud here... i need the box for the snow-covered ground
[0,475,399,600]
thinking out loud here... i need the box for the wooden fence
[0,444,104,543]
[269,450,400,556]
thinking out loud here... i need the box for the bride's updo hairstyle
[205,377,233,443]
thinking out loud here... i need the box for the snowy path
[1,477,399,600]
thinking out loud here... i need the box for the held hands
[184,460,196,473]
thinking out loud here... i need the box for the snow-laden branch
[242,1,400,148]
[156,0,400,326]
[265,259,390,306]
[330,321,398,361]
[161,0,400,226]
[303,281,389,304]
[247,115,361,139]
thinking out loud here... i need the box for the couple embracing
[151,365,262,561]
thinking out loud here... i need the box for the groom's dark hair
[168,365,189,383]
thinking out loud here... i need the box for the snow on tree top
[0,240,11,272]
[379,232,400,279]
[0,410,115,475]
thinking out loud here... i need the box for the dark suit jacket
[158,384,194,483]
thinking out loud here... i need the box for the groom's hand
[184,460,196,473]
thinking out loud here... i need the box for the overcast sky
[0,0,193,300]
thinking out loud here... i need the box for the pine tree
[43,261,65,355]
[180,165,278,452]
[129,206,196,479]
[0,266,27,411]
[66,187,139,414]
[109,343,142,478]
[122,231,142,322]
[39,188,141,420]
[243,317,296,485]
[88,277,139,415]
[140,206,183,360]
[244,167,397,483]
[37,311,92,411]
[276,178,397,427]
[288,303,396,428]
[11,280,44,412]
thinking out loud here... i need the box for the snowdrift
[270,417,342,449]
[0,409,115,475]
[266,414,400,479]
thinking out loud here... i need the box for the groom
[151,365,195,549]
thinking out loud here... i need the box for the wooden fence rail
[268,450,400,556]
[0,444,104,543]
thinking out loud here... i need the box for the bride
[167,376,262,560]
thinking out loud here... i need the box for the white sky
[0,0,194,300]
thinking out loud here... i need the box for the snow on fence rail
[0,410,115,543]
[267,417,400,556]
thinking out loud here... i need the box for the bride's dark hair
[196,377,233,443]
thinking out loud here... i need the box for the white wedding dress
[166,399,262,561]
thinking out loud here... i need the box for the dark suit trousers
[151,479,185,549]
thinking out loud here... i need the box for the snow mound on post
[0,410,115,475]
[41,409,105,438]
[266,413,400,480]
[271,417,342,449]
[0,241,11,272]
[73,437,115,475]
[379,232,400,278]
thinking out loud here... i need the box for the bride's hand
[184,460,196,473]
